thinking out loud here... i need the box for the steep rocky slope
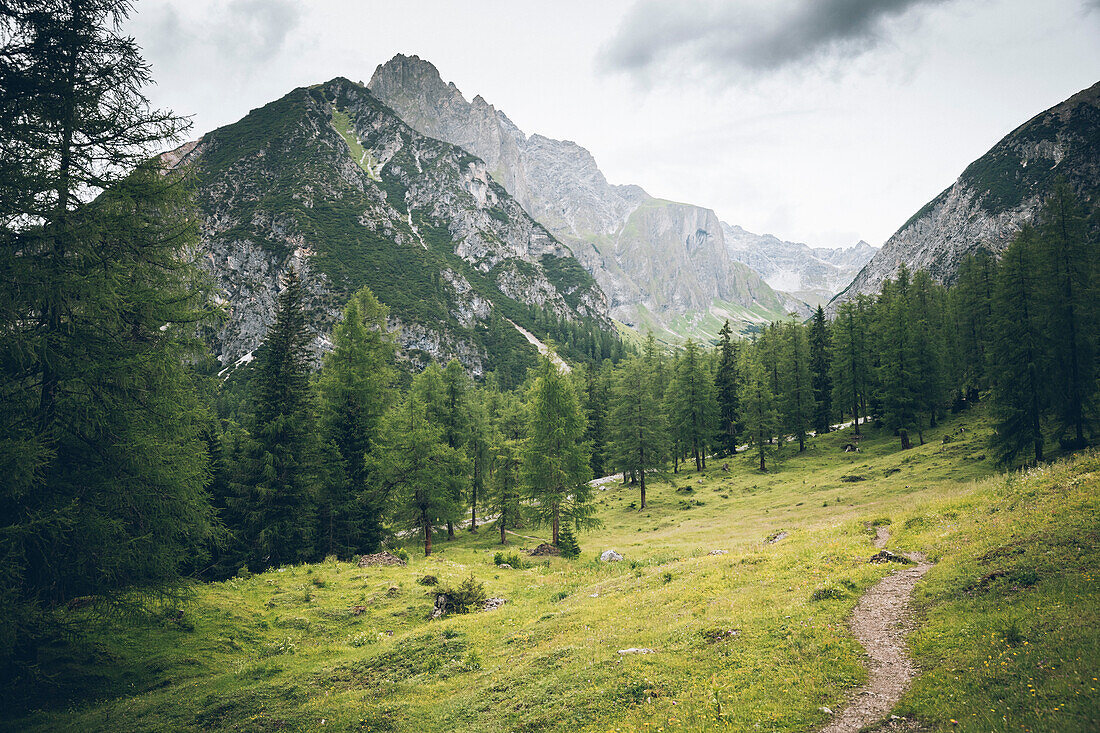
[722,223,876,306]
[832,80,1100,311]
[167,78,615,382]
[368,54,805,336]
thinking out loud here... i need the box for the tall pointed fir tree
[316,286,395,558]
[830,300,870,436]
[780,322,814,452]
[809,306,832,435]
[667,339,717,471]
[1036,181,1097,448]
[0,0,218,658]
[610,355,669,509]
[908,269,947,442]
[714,320,741,456]
[950,249,996,397]
[739,345,778,471]
[522,355,595,546]
[989,226,1048,464]
[373,381,463,556]
[877,266,919,448]
[581,361,611,478]
[416,360,471,539]
[466,389,492,532]
[233,269,324,570]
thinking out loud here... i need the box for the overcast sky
[128,0,1100,248]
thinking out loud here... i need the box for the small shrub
[871,517,893,526]
[311,577,326,588]
[557,523,581,559]
[493,551,527,568]
[418,574,439,586]
[391,547,409,563]
[662,571,673,584]
[437,575,486,614]
[236,565,252,579]
[553,590,569,601]
[810,586,848,602]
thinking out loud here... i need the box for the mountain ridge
[831,79,1100,311]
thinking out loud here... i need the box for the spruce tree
[557,521,581,559]
[1036,181,1096,448]
[989,226,1047,464]
[466,389,492,532]
[950,250,996,394]
[416,361,471,538]
[0,0,216,656]
[581,361,611,478]
[522,355,594,546]
[809,306,832,435]
[233,269,323,569]
[316,286,395,558]
[714,320,741,456]
[610,355,669,509]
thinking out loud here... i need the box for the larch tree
[1036,181,1096,448]
[780,322,814,452]
[487,390,526,545]
[521,354,594,546]
[667,339,717,471]
[316,285,395,558]
[0,0,217,657]
[989,226,1048,464]
[373,384,463,557]
[610,355,668,509]
[738,345,778,472]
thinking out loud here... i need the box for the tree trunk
[424,520,433,557]
[759,446,766,472]
[639,469,646,509]
[447,521,454,540]
[500,510,507,545]
[552,505,560,546]
[899,429,911,450]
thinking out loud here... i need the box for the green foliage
[667,339,718,471]
[522,355,595,546]
[493,551,527,569]
[232,270,323,570]
[557,522,581,559]
[609,354,669,509]
[316,286,396,558]
[437,576,487,615]
[0,0,217,662]
[714,320,741,456]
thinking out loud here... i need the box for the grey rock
[599,550,624,562]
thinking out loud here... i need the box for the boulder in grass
[869,550,915,565]
[599,550,624,562]
[481,597,507,612]
[617,647,656,655]
[529,543,561,557]
[357,551,406,567]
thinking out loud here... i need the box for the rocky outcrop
[831,80,1100,312]
[167,77,613,375]
[368,54,801,336]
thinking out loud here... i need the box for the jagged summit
[369,53,805,338]
[168,77,613,380]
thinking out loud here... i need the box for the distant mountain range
[833,80,1100,312]
[368,54,872,339]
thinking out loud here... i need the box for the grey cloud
[600,0,955,79]
[137,0,300,69]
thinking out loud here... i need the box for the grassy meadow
[7,408,1098,732]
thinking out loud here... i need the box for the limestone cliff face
[368,54,800,335]
[723,223,876,305]
[167,78,612,377]
[831,80,1100,313]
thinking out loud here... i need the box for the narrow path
[819,527,932,733]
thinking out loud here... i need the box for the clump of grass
[493,551,527,569]
[417,574,439,586]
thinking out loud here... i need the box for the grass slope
[8,409,1099,732]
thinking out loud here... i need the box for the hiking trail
[819,525,932,733]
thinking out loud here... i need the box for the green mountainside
[834,80,1100,308]
[169,78,619,383]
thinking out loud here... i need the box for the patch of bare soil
[819,527,932,733]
